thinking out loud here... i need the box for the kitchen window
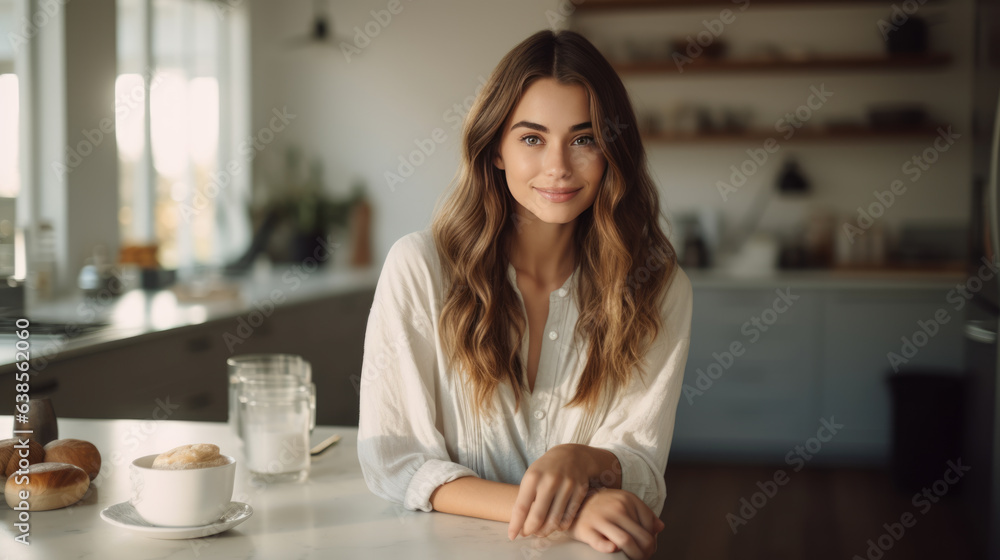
[117,0,250,271]
[0,0,22,279]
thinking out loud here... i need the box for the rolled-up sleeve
[357,235,478,512]
[588,267,693,517]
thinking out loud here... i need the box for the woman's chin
[530,210,583,225]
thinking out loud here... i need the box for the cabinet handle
[964,320,998,345]
[183,391,213,410]
[186,336,211,353]
[31,377,59,395]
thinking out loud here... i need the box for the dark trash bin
[886,370,966,493]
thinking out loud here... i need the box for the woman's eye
[518,135,594,147]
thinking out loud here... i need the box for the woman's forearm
[429,476,521,522]
[427,444,620,523]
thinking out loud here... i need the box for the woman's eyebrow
[509,121,593,133]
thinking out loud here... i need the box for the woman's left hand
[507,444,598,540]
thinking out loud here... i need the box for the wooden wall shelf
[575,0,935,10]
[642,125,948,143]
[614,53,951,75]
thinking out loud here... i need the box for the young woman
[358,29,692,560]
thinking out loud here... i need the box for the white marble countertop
[0,417,619,560]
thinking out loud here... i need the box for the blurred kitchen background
[0,0,997,558]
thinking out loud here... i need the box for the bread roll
[3,438,45,478]
[152,443,229,470]
[0,439,16,474]
[43,439,102,481]
[5,462,90,511]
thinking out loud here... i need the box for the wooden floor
[654,463,975,560]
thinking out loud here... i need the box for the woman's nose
[543,144,572,179]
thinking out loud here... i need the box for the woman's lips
[535,187,582,203]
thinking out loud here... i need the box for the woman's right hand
[566,488,665,559]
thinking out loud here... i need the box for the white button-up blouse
[357,229,693,517]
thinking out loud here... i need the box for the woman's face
[494,78,606,225]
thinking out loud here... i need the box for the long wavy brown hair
[431,29,678,417]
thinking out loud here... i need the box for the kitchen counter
[0,265,380,372]
[0,263,966,374]
[685,267,965,290]
[0,417,615,559]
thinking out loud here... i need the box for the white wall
[249,0,973,266]
[30,0,119,294]
[62,0,119,288]
[249,0,569,265]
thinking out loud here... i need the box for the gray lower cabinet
[673,287,824,463]
[6,321,232,423]
[819,290,964,465]
[671,285,963,466]
[215,290,374,426]
[1,289,375,426]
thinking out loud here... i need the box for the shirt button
[534,410,545,420]
[557,288,568,297]
[548,331,558,340]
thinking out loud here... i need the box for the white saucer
[100,501,253,540]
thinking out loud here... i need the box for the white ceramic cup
[129,454,236,527]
